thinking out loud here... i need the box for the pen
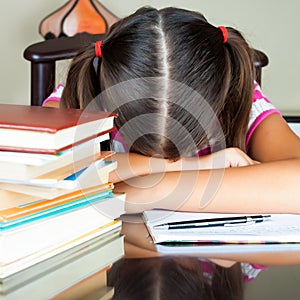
[153,215,271,230]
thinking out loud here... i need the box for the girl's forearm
[114,158,300,214]
[108,152,212,183]
[108,148,255,183]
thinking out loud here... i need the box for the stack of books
[0,104,125,299]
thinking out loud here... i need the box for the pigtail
[220,27,254,151]
[61,43,102,109]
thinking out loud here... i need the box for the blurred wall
[0,0,299,114]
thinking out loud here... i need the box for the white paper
[143,210,300,244]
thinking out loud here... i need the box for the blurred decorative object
[39,0,119,39]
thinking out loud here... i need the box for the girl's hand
[172,148,258,171]
[207,147,259,168]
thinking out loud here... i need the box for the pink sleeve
[42,84,64,106]
[111,129,128,152]
[198,259,268,283]
[246,82,281,146]
[241,263,268,282]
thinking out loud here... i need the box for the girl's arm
[248,113,300,161]
[42,100,60,108]
[113,114,300,214]
[109,147,256,183]
[116,160,300,214]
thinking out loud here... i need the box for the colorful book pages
[0,190,112,230]
[0,183,114,225]
[0,193,125,266]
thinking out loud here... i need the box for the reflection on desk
[109,256,244,300]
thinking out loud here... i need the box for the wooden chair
[23,33,105,106]
[23,34,269,106]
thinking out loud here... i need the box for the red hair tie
[218,26,228,43]
[95,40,103,57]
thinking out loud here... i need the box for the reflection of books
[0,104,116,154]
[143,210,300,254]
[0,135,110,181]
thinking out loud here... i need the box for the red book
[0,104,116,154]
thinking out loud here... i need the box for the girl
[44,7,300,214]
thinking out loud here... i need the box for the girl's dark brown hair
[61,7,254,158]
[109,257,244,300]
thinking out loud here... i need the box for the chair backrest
[23,34,269,106]
[24,33,105,106]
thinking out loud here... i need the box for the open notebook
[143,209,300,254]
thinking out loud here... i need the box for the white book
[0,160,117,190]
[0,224,122,282]
[0,104,116,153]
[156,241,300,256]
[0,134,110,181]
[0,233,124,300]
[0,193,126,268]
[0,155,116,200]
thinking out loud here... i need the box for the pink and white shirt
[199,259,268,283]
[42,84,64,107]
[246,82,281,146]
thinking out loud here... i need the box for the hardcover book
[0,104,116,153]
